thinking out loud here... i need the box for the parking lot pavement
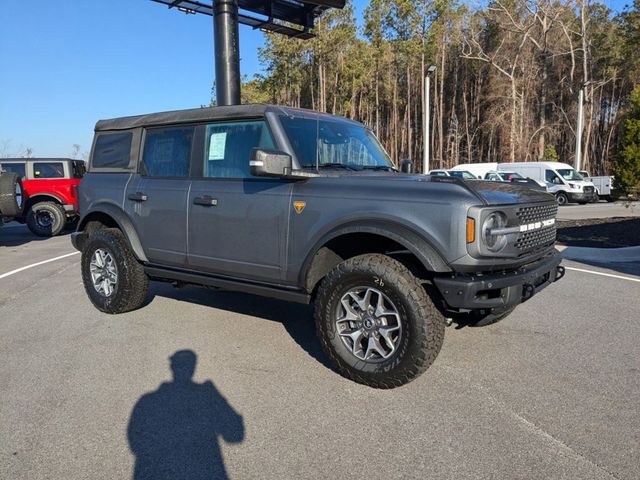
[556,201,640,220]
[1,229,639,480]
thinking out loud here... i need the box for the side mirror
[250,148,292,178]
[400,159,413,174]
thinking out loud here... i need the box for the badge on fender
[293,201,306,214]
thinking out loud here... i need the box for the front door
[125,126,194,267]
[187,120,292,283]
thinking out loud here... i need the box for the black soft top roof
[95,104,362,132]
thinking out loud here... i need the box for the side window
[545,169,563,185]
[72,160,86,178]
[33,162,65,178]
[93,132,132,168]
[203,120,274,179]
[142,127,194,177]
[0,163,26,178]
[486,173,500,181]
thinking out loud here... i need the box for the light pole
[423,64,436,174]
[574,87,584,172]
[574,80,593,172]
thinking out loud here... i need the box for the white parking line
[565,266,640,283]
[0,252,80,280]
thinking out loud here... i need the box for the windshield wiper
[359,165,398,172]
[303,163,359,171]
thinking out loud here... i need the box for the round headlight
[482,212,508,252]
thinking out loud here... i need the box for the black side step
[144,266,311,304]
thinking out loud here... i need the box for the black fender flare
[78,203,148,262]
[25,193,65,209]
[300,220,451,290]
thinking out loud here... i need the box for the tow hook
[554,266,566,282]
[522,283,535,301]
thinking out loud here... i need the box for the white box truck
[579,170,615,202]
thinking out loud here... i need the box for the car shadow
[146,282,334,371]
[0,224,72,247]
[127,349,244,480]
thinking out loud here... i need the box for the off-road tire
[26,201,66,237]
[81,228,149,314]
[0,172,23,217]
[314,254,445,388]
[556,192,569,206]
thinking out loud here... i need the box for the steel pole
[213,0,241,106]
[423,75,431,174]
[574,88,584,171]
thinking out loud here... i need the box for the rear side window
[142,127,193,177]
[93,132,133,168]
[72,161,86,178]
[33,162,64,178]
[0,163,26,177]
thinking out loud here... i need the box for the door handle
[193,196,218,207]
[128,192,148,202]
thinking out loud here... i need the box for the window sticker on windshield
[208,132,227,161]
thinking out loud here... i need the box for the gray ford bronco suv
[72,104,564,388]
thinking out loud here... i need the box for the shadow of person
[127,350,244,480]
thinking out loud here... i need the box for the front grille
[584,186,594,193]
[515,227,556,255]
[513,202,557,255]
[515,203,558,224]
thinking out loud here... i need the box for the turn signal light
[466,217,475,244]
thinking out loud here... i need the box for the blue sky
[0,0,627,157]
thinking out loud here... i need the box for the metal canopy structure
[151,0,345,106]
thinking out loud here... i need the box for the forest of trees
[239,0,640,177]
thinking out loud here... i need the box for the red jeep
[0,158,85,236]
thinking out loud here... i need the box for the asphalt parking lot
[1,213,639,479]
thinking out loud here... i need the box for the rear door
[187,119,292,282]
[124,126,194,267]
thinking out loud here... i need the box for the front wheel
[556,192,569,206]
[81,228,149,314]
[314,254,445,388]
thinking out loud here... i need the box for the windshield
[557,168,584,181]
[449,170,476,179]
[279,115,393,169]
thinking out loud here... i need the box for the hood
[312,170,555,206]
[463,179,554,205]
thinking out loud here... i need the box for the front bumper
[567,191,598,203]
[433,250,564,310]
[63,204,79,216]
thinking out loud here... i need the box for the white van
[497,162,597,205]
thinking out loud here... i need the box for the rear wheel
[81,228,149,314]
[314,254,445,388]
[26,201,66,236]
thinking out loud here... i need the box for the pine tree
[613,86,640,194]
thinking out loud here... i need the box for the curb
[557,245,640,263]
